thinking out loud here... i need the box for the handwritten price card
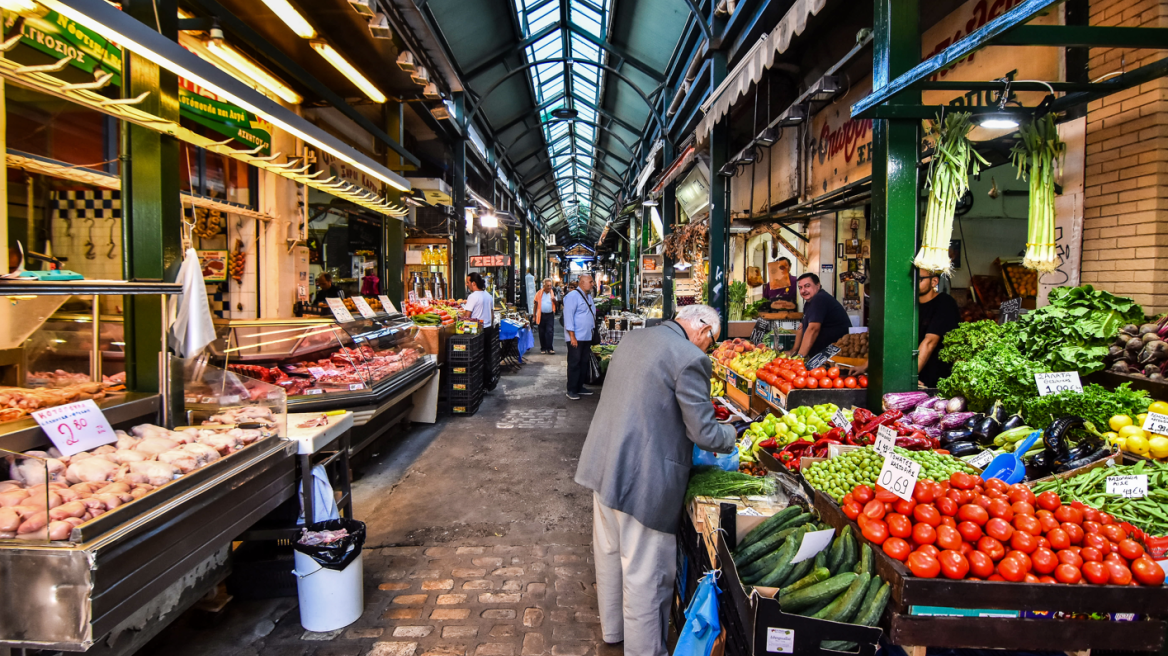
[31,400,116,457]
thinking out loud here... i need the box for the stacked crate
[444,332,484,415]
[486,326,501,390]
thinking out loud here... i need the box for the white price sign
[766,628,795,654]
[377,295,398,314]
[1143,412,1168,435]
[326,298,355,323]
[969,450,996,470]
[875,425,897,457]
[307,367,326,379]
[1035,372,1083,396]
[832,410,852,433]
[31,400,116,457]
[1106,475,1148,498]
[352,297,377,319]
[877,453,922,501]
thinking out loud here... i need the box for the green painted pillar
[121,0,180,394]
[384,213,404,305]
[661,144,676,319]
[506,226,516,304]
[707,51,730,337]
[519,220,528,310]
[452,96,467,299]
[868,0,921,403]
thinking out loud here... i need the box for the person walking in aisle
[562,274,595,400]
[575,304,736,656]
[533,278,558,354]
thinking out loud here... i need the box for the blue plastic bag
[673,572,721,656]
[693,443,739,471]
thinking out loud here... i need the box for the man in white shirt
[462,272,494,327]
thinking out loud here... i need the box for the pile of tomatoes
[756,357,868,395]
[840,471,1165,586]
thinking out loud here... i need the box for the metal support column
[868,0,920,402]
[519,220,529,311]
[506,226,516,304]
[385,212,404,304]
[452,95,468,300]
[661,143,676,319]
[121,0,181,394]
[707,51,730,337]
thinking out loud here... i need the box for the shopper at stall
[312,273,345,306]
[762,256,798,305]
[563,274,596,400]
[575,304,736,656]
[462,273,494,327]
[534,278,558,354]
[917,268,961,387]
[788,272,851,359]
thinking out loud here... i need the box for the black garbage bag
[293,518,366,571]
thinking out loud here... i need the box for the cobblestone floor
[143,326,614,656]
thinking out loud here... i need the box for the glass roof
[512,0,611,239]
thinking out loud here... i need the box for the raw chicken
[115,430,140,450]
[228,428,263,445]
[0,489,29,507]
[93,493,127,510]
[132,436,180,456]
[178,443,221,466]
[49,500,87,521]
[107,449,147,464]
[47,520,72,540]
[0,481,21,493]
[70,482,101,496]
[156,450,199,474]
[21,489,62,509]
[95,481,130,496]
[91,445,117,456]
[0,507,19,532]
[131,424,178,440]
[65,457,119,484]
[8,455,65,486]
[196,432,241,455]
[16,510,47,534]
[116,461,178,487]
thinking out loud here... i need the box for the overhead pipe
[667,40,709,117]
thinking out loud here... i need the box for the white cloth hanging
[299,464,341,525]
[168,247,217,358]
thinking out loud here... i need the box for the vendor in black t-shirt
[313,273,345,306]
[917,268,961,387]
[788,273,852,359]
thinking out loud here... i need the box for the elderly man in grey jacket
[575,304,736,656]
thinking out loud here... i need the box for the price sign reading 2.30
[31,400,117,457]
[878,453,922,502]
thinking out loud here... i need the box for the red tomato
[862,519,889,545]
[827,366,841,380]
[1011,501,1036,517]
[842,493,855,506]
[1082,506,1100,523]
[986,518,1015,542]
[793,376,807,389]
[1055,563,1082,584]
[842,501,863,519]
[968,550,995,578]
[959,541,973,556]
[907,552,941,578]
[858,375,868,388]
[1118,539,1146,561]
[1038,513,1061,534]
[978,536,1006,561]
[833,378,846,389]
[844,376,858,388]
[1031,547,1058,574]
[987,498,1015,521]
[1013,515,1042,537]
[912,523,938,546]
[915,544,941,559]
[883,537,912,561]
[1054,506,1084,525]
[1006,550,1033,572]
[806,377,819,389]
[973,495,993,511]
[1102,524,1127,543]
[1079,547,1103,562]
[1024,573,1041,583]
[1058,549,1084,568]
[1011,530,1038,554]
[894,498,917,516]
[863,499,886,520]
[886,513,913,539]
[1083,520,1101,535]
[1084,533,1110,554]
[853,485,874,504]
[987,574,1005,581]
[1036,491,1061,511]
[1008,484,1036,505]
[1132,557,1166,586]
[949,472,975,490]
[913,482,935,504]
[913,504,942,527]
[1047,528,1071,551]
[984,478,1008,495]
[938,550,970,580]
[1062,522,1085,545]
[1098,512,1115,526]
[935,496,958,517]
[957,521,983,543]
[936,524,963,551]
[809,367,827,379]
[1105,552,1125,564]
[939,516,958,530]
[957,504,989,526]
[875,487,899,503]
[1038,575,1058,583]
[997,555,1027,582]
[1082,561,1110,585]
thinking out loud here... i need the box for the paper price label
[1143,412,1168,435]
[326,298,355,323]
[349,383,365,391]
[832,409,852,432]
[790,528,836,564]
[31,399,116,457]
[307,367,326,379]
[419,298,431,308]
[877,453,922,501]
[805,345,841,371]
[875,424,897,457]
[353,297,377,319]
[766,628,794,654]
[378,295,398,314]
[424,290,433,300]
[304,388,323,395]
[1106,474,1148,498]
[969,450,996,470]
[1035,372,1083,396]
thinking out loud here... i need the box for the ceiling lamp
[368,13,393,39]
[755,127,780,146]
[205,38,302,104]
[778,103,807,126]
[396,51,418,73]
[348,0,376,17]
[258,0,316,38]
[480,213,499,229]
[976,113,1020,129]
[423,83,441,100]
[429,104,451,120]
[551,107,578,119]
[410,66,429,86]
[310,41,386,103]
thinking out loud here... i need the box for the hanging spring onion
[914,113,988,274]
[1012,114,1066,273]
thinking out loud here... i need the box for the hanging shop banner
[179,79,273,155]
[316,150,388,199]
[3,9,123,86]
[469,255,511,267]
[808,75,874,198]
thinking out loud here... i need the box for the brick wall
[1080,0,1168,314]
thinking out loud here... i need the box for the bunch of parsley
[1022,382,1151,429]
[937,340,1048,413]
[940,320,1008,364]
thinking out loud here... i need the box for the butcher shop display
[226,343,424,397]
[0,406,277,542]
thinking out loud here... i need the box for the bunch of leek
[1012,114,1066,273]
[914,113,988,274]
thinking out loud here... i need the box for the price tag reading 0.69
[877,453,922,502]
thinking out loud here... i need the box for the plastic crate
[446,361,484,377]
[448,333,485,363]
[445,396,482,415]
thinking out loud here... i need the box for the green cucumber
[854,543,874,575]
[853,581,891,626]
[797,598,833,617]
[814,572,870,623]
[735,516,812,567]
[825,532,846,574]
[778,572,858,612]
[777,554,814,588]
[814,549,828,571]
[758,526,808,587]
[736,507,803,551]
[837,527,858,575]
[782,566,831,595]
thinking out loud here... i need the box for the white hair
[676,304,721,338]
[542,278,553,285]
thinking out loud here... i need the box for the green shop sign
[179,83,272,155]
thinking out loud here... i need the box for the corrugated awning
[695,0,829,140]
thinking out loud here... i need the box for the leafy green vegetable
[686,467,775,503]
[937,340,1048,413]
[1022,382,1152,430]
[940,320,1006,364]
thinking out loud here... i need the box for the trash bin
[292,518,366,632]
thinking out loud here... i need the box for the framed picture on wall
[845,281,859,300]
[860,241,870,258]
[845,239,859,256]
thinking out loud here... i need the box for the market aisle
[145,326,614,656]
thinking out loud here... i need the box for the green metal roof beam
[1050,56,1168,113]
[991,25,1168,48]
[565,20,665,83]
[573,95,642,136]
[679,0,713,40]
[464,20,563,80]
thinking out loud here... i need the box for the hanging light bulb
[480,213,499,229]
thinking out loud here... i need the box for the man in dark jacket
[575,304,736,656]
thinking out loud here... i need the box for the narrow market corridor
[145,326,614,656]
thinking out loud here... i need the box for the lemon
[1126,432,1151,456]
[1150,401,1168,415]
[1110,436,1128,451]
[1138,413,1148,426]
[1119,424,1148,440]
[1149,435,1168,460]
[1109,415,1134,432]
[1104,431,1120,443]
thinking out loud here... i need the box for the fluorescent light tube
[205,39,302,104]
[258,0,316,39]
[310,40,386,103]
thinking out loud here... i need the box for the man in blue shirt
[563,274,596,400]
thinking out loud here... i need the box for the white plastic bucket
[293,549,364,632]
